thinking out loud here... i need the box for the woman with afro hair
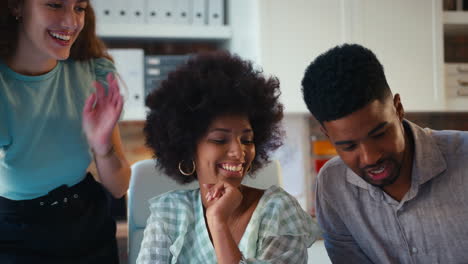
[137,51,319,264]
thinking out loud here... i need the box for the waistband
[0,173,102,212]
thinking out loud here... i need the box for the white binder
[174,0,190,25]
[159,0,176,24]
[207,0,224,26]
[92,0,112,24]
[146,0,161,24]
[191,0,207,25]
[108,49,145,121]
[113,0,130,24]
[127,0,146,24]
[147,0,174,24]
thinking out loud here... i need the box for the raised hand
[82,73,124,155]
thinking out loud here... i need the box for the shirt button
[412,247,418,253]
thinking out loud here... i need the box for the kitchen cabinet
[258,0,446,112]
[258,0,345,113]
[443,4,468,110]
[351,0,445,111]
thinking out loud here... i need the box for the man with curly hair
[302,44,468,263]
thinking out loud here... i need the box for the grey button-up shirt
[315,120,468,264]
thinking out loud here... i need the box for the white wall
[308,240,331,264]
[271,114,312,211]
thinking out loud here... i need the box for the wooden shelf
[97,23,232,40]
[444,11,468,35]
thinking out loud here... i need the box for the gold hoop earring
[245,164,252,174]
[178,160,196,176]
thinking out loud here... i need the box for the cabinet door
[258,0,345,113]
[353,0,444,111]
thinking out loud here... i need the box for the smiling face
[194,114,256,187]
[323,95,408,188]
[14,0,87,62]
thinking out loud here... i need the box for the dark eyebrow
[335,140,355,146]
[368,122,388,135]
[208,128,230,133]
[208,128,253,134]
[334,122,388,146]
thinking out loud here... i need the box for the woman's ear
[393,93,405,121]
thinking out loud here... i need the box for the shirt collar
[405,119,446,185]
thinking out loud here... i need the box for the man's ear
[393,94,405,121]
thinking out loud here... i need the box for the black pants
[0,173,119,264]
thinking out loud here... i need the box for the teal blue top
[0,58,116,200]
[137,186,320,264]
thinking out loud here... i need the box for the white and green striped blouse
[137,185,320,264]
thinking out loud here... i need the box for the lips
[366,162,392,181]
[48,30,73,46]
[218,162,245,177]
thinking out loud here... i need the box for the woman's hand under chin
[82,73,124,155]
[204,181,243,225]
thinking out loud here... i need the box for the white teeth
[370,166,385,174]
[49,31,71,41]
[221,164,242,172]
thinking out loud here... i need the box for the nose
[227,139,245,160]
[60,8,79,29]
[359,142,382,168]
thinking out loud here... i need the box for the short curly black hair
[301,44,391,123]
[144,51,284,184]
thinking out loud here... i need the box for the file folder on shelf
[146,0,162,24]
[108,49,145,121]
[207,0,224,26]
[127,0,146,24]
[160,0,176,24]
[111,0,129,23]
[174,0,190,25]
[192,0,207,25]
[93,0,113,24]
[146,0,176,24]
